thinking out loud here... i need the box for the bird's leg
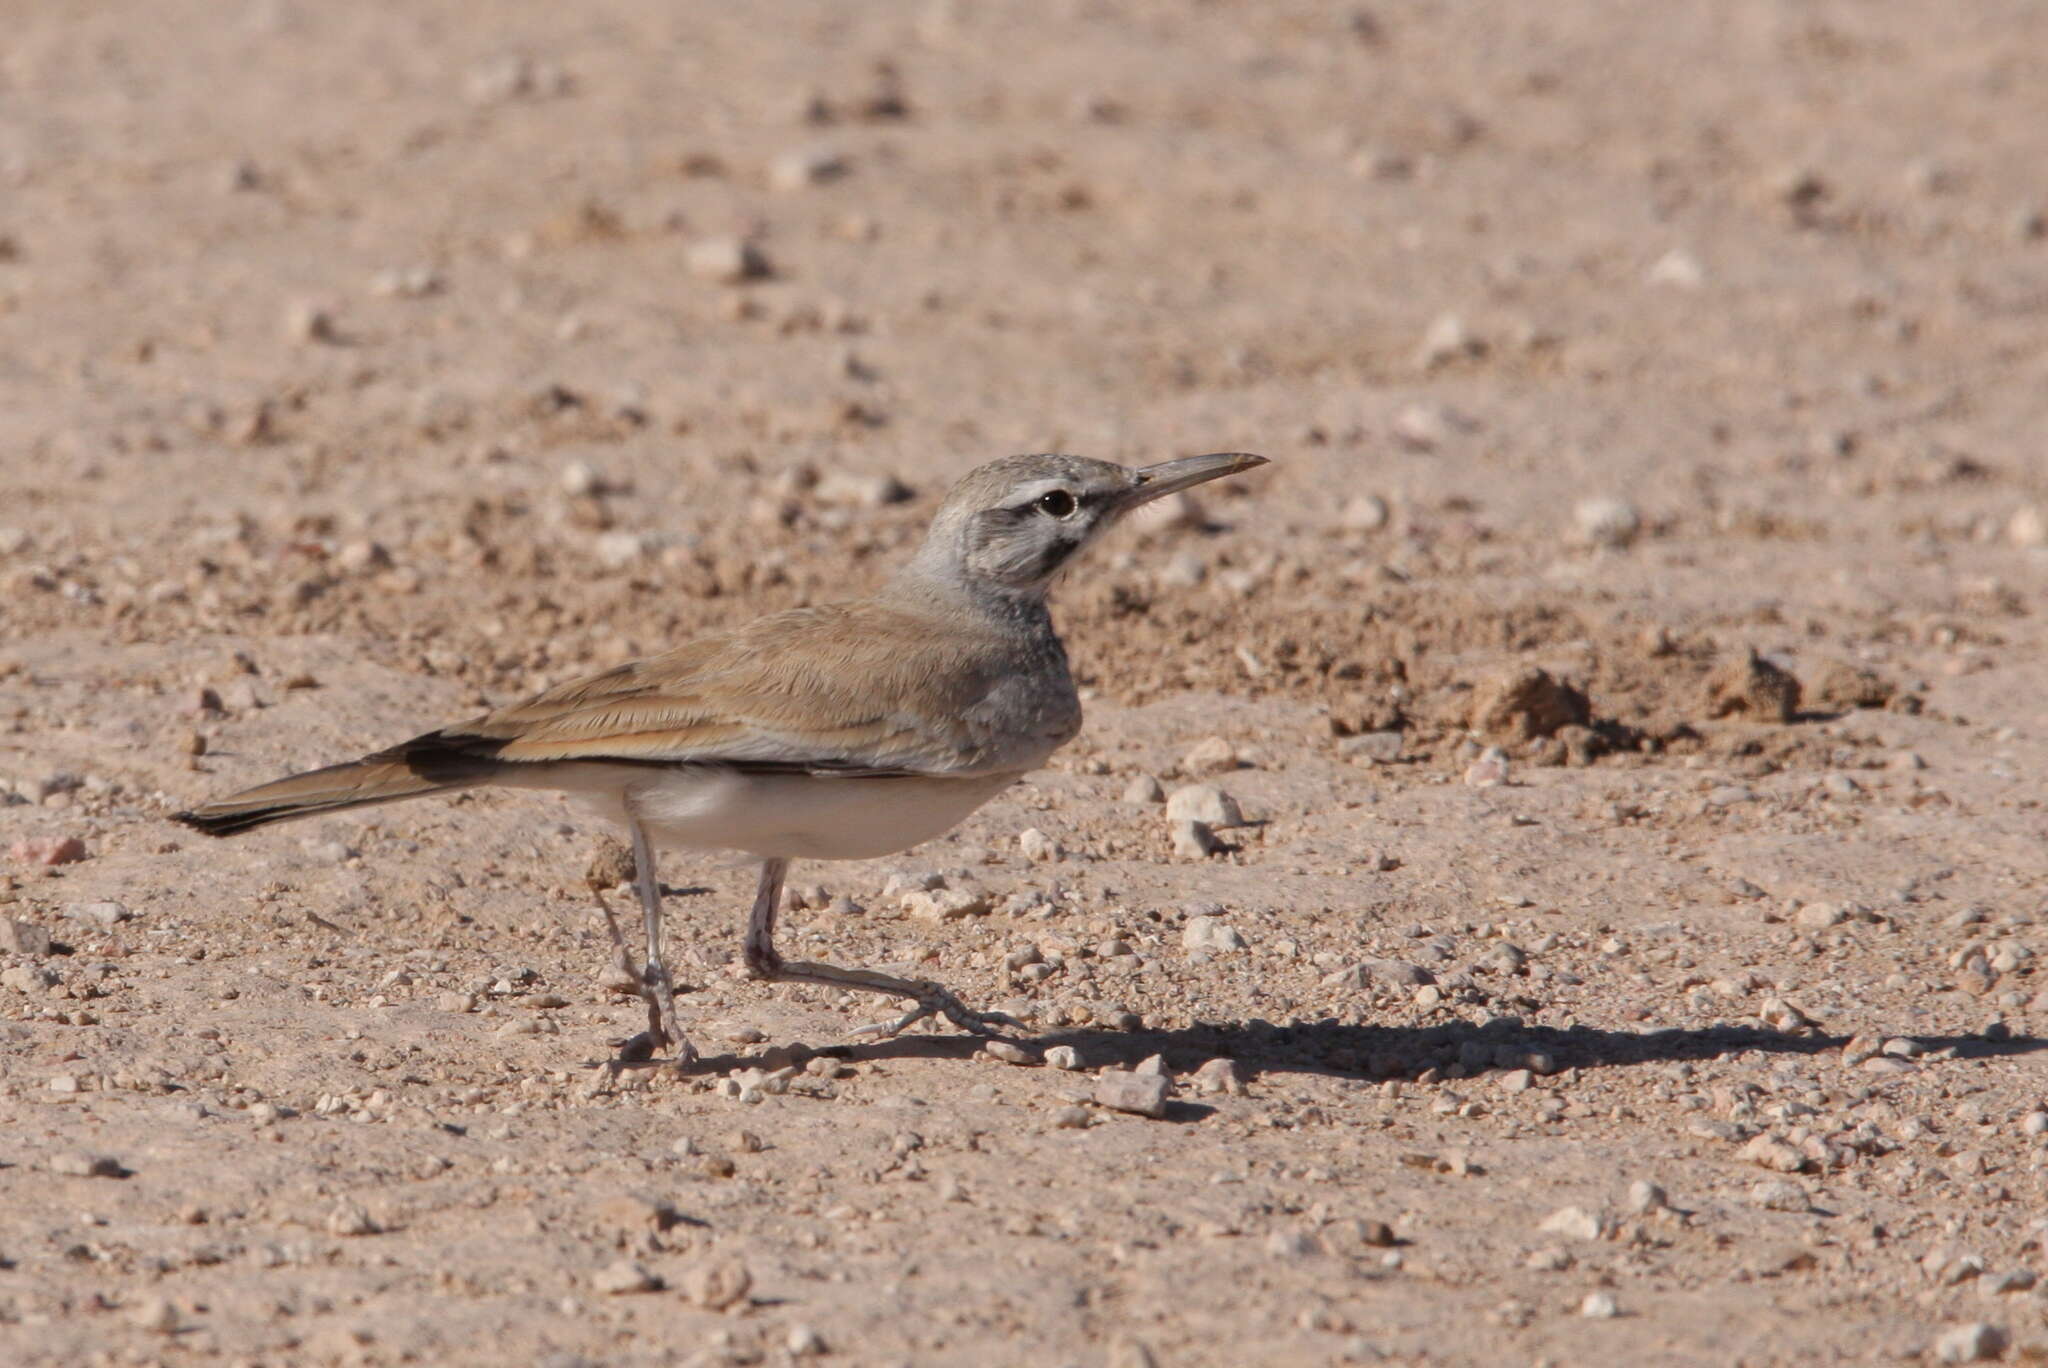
[740,858,1022,1040]
[629,820,695,1066]
[590,883,665,1062]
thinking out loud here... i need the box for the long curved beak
[1123,451,1269,508]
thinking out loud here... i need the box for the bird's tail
[172,752,473,837]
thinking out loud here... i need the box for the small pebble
[1574,497,1641,549]
[1934,1323,2009,1364]
[983,1040,1033,1066]
[48,1152,124,1178]
[1016,828,1061,862]
[326,1202,378,1237]
[1181,736,1239,776]
[1094,1071,1170,1119]
[1044,1045,1082,1071]
[1340,494,1390,531]
[684,1257,753,1310]
[128,1296,179,1333]
[1171,820,1219,859]
[1539,1206,1606,1241]
[1579,1291,1620,1319]
[8,836,87,866]
[1625,1180,1667,1214]
[1052,1105,1092,1129]
[1190,1058,1246,1095]
[1121,775,1165,804]
[1463,748,1510,787]
[1165,783,1244,828]
[592,1259,661,1295]
[1182,916,1247,952]
[688,238,769,284]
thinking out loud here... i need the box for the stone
[592,1259,661,1295]
[1580,1291,1621,1319]
[786,1324,829,1356]
[1093,1071,1170,1118]
[283,300,337,343]
[1574,497,1641,549]
[1703,648,1801,724]
[1181,917,1246,952]
[1933,1323,2008,1364]
[1748,1180,1810,1212]
[1190,1057,1246,1095]
[1794,902,1845,931]
[983,1040,1032,1065]
[1337,731,1404,764]
[128,1296,180,1333]
[1340,494,1390,531]
[68,901,130,929]
[1016,828,1061,863]
[1470,666,1590,743]
[1165,783,1244,828]
[769,147,848,191]
[1,964,55,992]
[813,470,912,508]
[7,836,87,866]
[1181,736,1239,776]
[1538,1206,1606,1241]
[684,1257,753,1310]
[326,1202,379,1237]
[1044,1045,1083,1071]
[0,918,53,956]
[902,889,990,922]
[2009,506,2048,548]
[1625,1180,1668,1215]
[1121,775,1165,804]
[1052,1105,1092,1129]
[687,237,769,283]
[1416,312,1482,369]
[1463,748,1511,787]
[48,1152,124,1178]
[1359,959,1436,989]
[1741,1135,1808,1173]
[1172,820,1219,859]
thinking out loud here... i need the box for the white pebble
[1573,496,1641,549]
[1182,916,1247,953]
[1016,828,1061,863]
[687,237,769,284]
[1044,1045,1082,1071]
[1121,775,1165,804]
[1579,1291,1620,1319]
[1165,783,1244,828]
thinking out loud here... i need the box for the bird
[173,450,1270,1065]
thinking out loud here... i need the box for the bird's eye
[1035,489,1078,519]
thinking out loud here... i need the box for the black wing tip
[170,808,262,838]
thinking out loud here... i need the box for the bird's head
[900,451,1269,598]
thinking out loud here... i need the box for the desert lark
[175,451,1270,1063]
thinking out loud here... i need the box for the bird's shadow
[618,1018,2048,1091]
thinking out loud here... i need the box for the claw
[847,981,1023,1041]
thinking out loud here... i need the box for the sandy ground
[6,2,2048,1364]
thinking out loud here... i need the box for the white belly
[595,767,1019,860]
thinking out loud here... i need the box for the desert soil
[5,2,2048,1365]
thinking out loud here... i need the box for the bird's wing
[404,602,1010,780]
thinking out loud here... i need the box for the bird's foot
[849,979,1025,1041]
